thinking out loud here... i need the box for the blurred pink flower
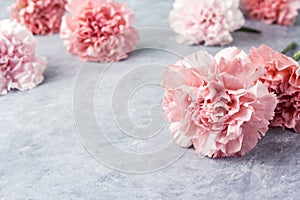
[162,47,277,158]
[0,19,47,95]
[240,0,300,26]
[169,0,245,46]
[9,0,66,35]
[60,0,139,62]
[249,45,300,132]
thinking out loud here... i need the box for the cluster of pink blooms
[8,0,139,62]
[0,19,47,95]
[241,0,300,26]
[3,0,300,159]
[9,0,66,35]
[2,0,139,95]
[60,0,139,62]
[162,45,300,158]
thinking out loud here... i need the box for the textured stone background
[1,0,300,199]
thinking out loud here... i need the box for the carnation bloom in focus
[240,0,300,26]
[60,0,139,62]
[0,19,47,95]
[9,0,66,35]
[169,0,245,46]
[162,48,277,158]
[249,45,300,132]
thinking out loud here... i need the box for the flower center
[79,5,127,44]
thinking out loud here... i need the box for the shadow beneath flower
[224,128,300,167]
[295,11,300,26]
[42,55,82,85]
[43,67,59,84]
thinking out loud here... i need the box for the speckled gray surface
[1,0,300,199]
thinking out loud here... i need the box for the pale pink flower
[249,45,300,132]
[9,0,66,35]
[162,47,277,158]
[60,0,139,62]
[0,19,47,95]
[169,0,245,46]
[240,0,300,26]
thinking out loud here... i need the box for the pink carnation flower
[162,48,277,158]
[60,0,139,62]
[240,0,300,26]
[0,19,47,95]
[249,45,300,132]
[169,0,245,46]
[9,0,66,35]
